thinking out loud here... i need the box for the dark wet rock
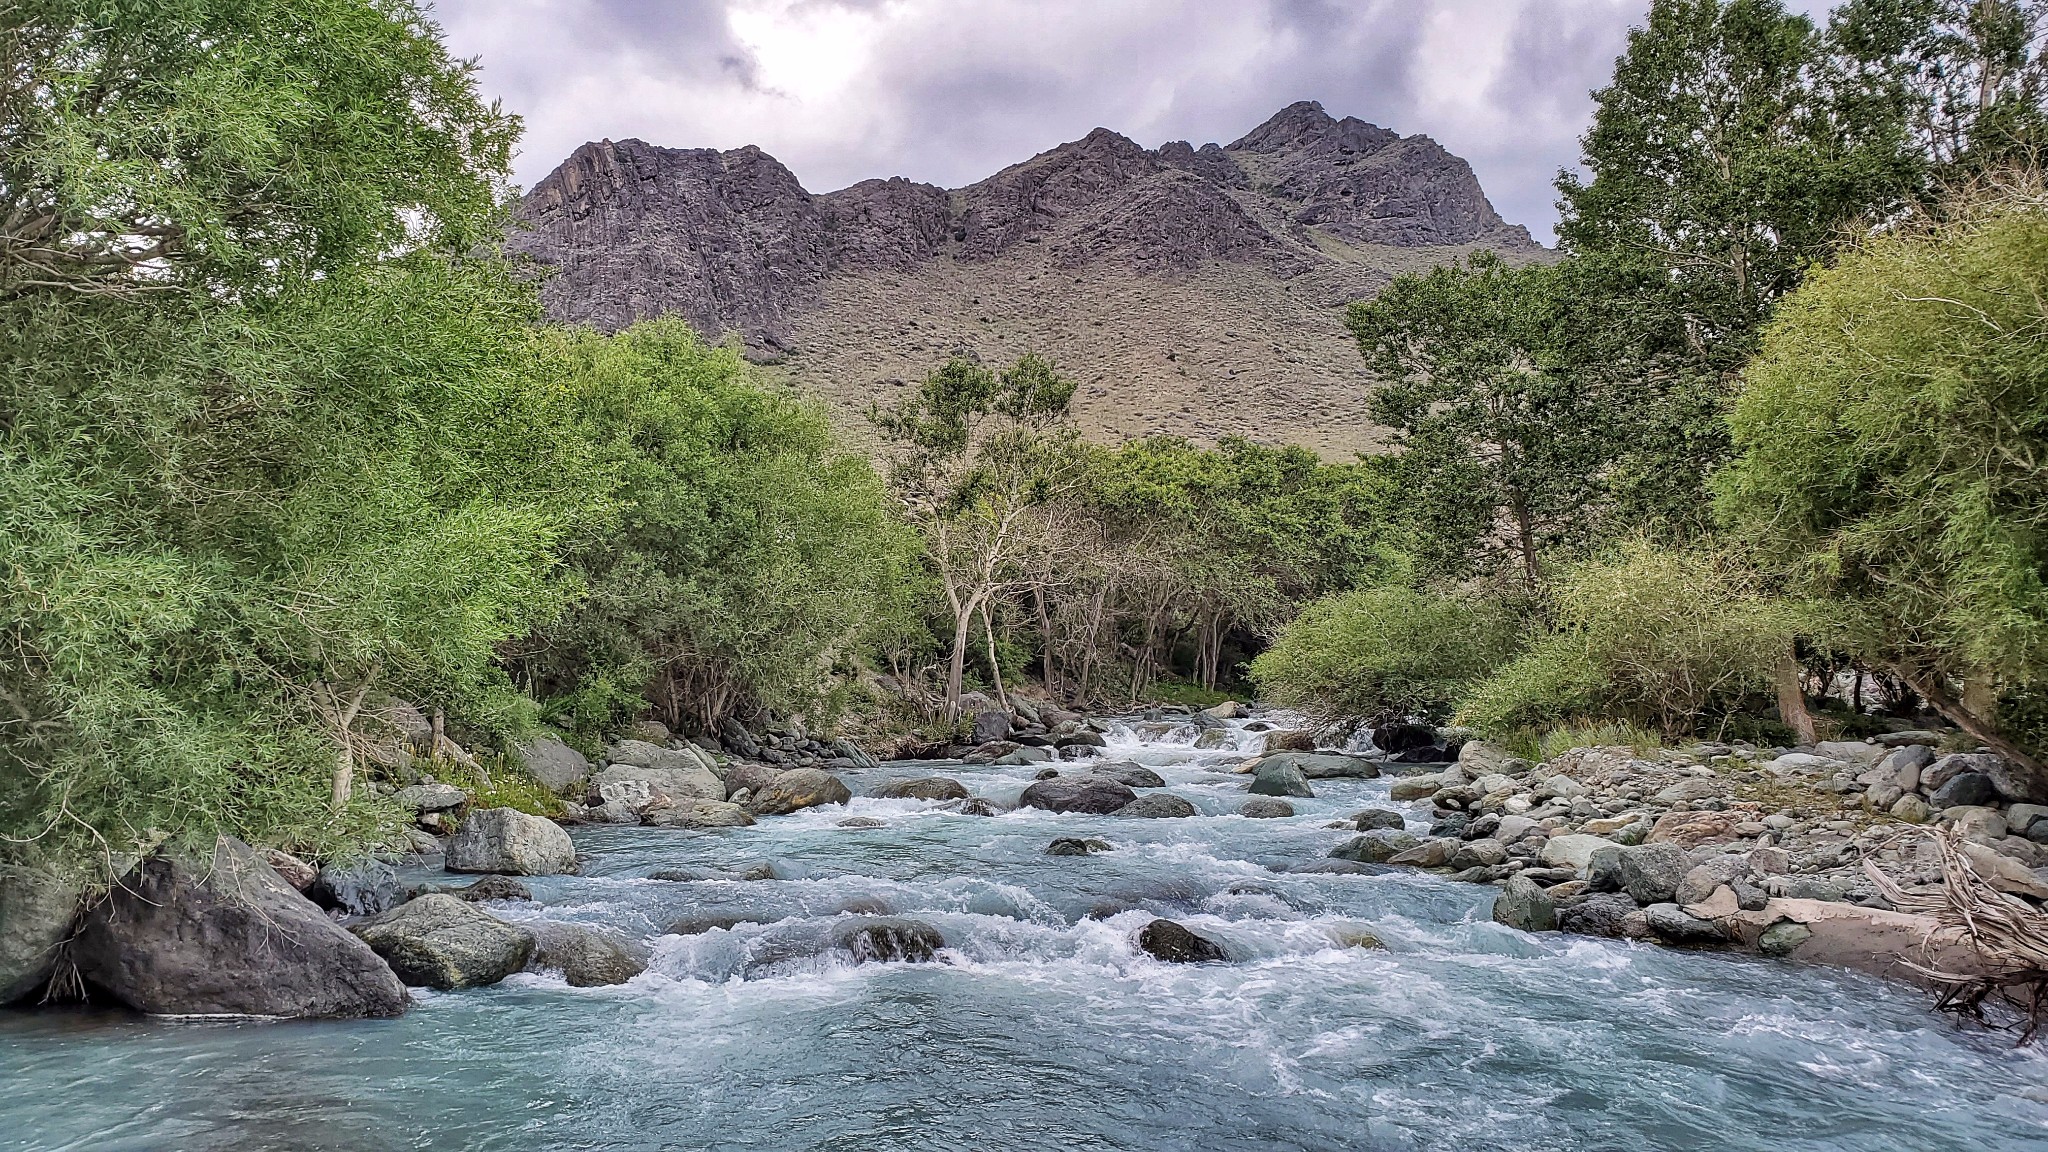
[1929,771,1999,810]
[517,735,593,794]
[1492,875,1557,933]
[1115,793,1198,819]
[837,817,888,829]
[1329,829,1421,864]
[1092,762,1168,789]
[1248,758,1315,798]
[308,858,404,917]
[951,798,999,817]
[457,875,532,903]
[72,838,408,1018]
[1263,752,1380,779]
[1137,918,1227,963]
[1643,902,1727,944]
[526,922,647,987]
[1557,893,1641,939]
[259,848,318,891]
[836,918,944,963]
[878,777,970,801]
[718,718,762,760]
[0,863,83,1005]
[747,768,853,816]
[1054,732,1107,751]
[1047,837,1115,856]
[971,710,1012,744]
[1239,797,1295,819]
[351,894,535,990]
[667,915,762,936]
[648,868,711,883]
[1354,809,1407,832]
[1289,859,1390,875]
[1920,752,1997,792]
[1034,767,1063,780]
[1020,776,1139,814]
[736,863,779,882]
[1615,843,1691,906]
[446,807,578,876]
[1429,812,1473,839]
[1373,721,1439,755]
[1729,876,1769,912]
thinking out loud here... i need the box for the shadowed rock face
[510,101,1535,347]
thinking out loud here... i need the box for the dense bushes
[505,321,919,736]
[1250,588,1513,723]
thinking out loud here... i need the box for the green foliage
[1456,541,1815,737]
[0,1,586,868]
[509,320,921,736]
[1506,722,1669,763]
[1,0,519,298]
[437,760,566,821]
[1715,183,2048,751]
[1251,586,1517,724]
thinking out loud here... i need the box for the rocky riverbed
[2,710,2045,1150]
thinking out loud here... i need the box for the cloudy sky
[432,0,1833,243]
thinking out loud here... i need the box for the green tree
[0,0,585,867]
[870,354,1078,719]
[1251,587,1515,724]
[1716,183,2048,769]
[505,320,919,736]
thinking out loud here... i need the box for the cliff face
[509,101,1541,455]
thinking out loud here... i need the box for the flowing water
[4,715,2046,1151]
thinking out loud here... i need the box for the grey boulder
[837,918,945,963]
[0,862,83,1005]
[446,807,578,876]
[72,839,407,1018]
[1354,809,1407,831]
[392,783,468,813]
[1091,762,1168,789]
[308,858,403,917]
[1020,776,1139,815]
[1329,829,1421,864]
[351,894,535,990]
[1262,752,1380,780]
[517,735,593,794]
[644,798,756,828]
[1492,875,1557,933]
[527,922,647,986]
[1239,798,1295,819]
[1247,758,1315,799]
[1615,843,1691,906]
[747,768,853,815]
[1115,793,1198,819]
[1137,918,1227,963]
[878,777,970,801]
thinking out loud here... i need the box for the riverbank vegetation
[4,0,2046,873]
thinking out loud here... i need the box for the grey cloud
[430,0,1716,242]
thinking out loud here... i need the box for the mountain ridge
[510,101,1541,455]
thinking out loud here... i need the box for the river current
[3,715,2045,1151]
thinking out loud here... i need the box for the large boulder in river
[748,768,853,815]
[878,776,970,801]
[1329,829,1421,863]
[1137,918,1227,963]
[723,762,783,800]
[587,763,724,810]
[603,738,716,775]
[1091,762,1167,789]
[836,918,944,963]
[526,922,646,986]
[1247,758,1314,798]
[308,858,404,916]
[1492,875,1557,933]
[517,735,592,794]
[0,862,83,1005]
[1020,776,1138,814]
[1263,752,1380,780]
[352,894,534,990]
[970,710,1012,744]
[1239,797,1295,818]
[71,838,408,1018]
[644,798,756,829]
[446,807,577,875]
[1115,793,1198,819]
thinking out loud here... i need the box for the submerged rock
[72,838,408,1018]
[748,768,853,815]
[1247,758,1315,798]
[1556,893,1642,939]
[1047,837,1114,856]
[0,863,83,1005]
[1020,776,1139,814]
[447,808,578,876]
[457,875,533,903]
[1092,762,1168,789]
[1115,793,1198,818]
[836,918,944,963]
[1137,918,1227,963]
[351,894,535,990]
[878,777,970,801]
[526,922,646,986]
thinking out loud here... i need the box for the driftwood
[1865,829,2048,1044]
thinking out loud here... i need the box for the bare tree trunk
[1034,582,1057,697]
[1508,486,1540,595]
[328,681,373,813]
[944,590,987,721]
[980,598,1010,712]
[1776,651,1817,746]
[1904,668,2044,775]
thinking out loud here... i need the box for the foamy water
[3,714,2044,1150]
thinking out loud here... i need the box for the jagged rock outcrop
[511,101,1540,455]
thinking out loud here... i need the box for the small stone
[1889,794,1933,823]
[1329,829,1421,864]
[838,918,945,963]
[1450,838,1508,870]
[1353,808,1407,831]
[1557,893,1640,938]
[1945,805,2008,843]
[1115,793,1198,818]
[457,875,532,902]
[351,894,534,990]
[1047,837,1113,856]
[1386,839,1455,867]
[1644,902,1726,943]
[836,816,887,829]
[1239,797,1294,819]
[1757,919,1813,957]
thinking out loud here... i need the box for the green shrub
[1456,540,1811,737]
[1250,586,1515,723]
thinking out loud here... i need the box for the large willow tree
[1,1,595,865]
